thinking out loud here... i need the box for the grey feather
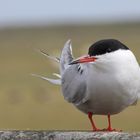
[61,65,88,105]
[60,39,74,75]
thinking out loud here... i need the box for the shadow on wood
[0,131,140,140]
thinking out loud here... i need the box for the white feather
[32,39,74,86]
[35,48,60,63]
[53,73,61,78]
[31,74,61,85]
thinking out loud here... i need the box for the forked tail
[32,40,73,85]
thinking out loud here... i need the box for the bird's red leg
[88,112,100,131]
[106,114,115,131]
[106,114,122,132]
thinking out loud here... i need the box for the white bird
[33,39,140,131]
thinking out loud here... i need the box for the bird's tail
[32,40,73,85]
[35,49,60,63]
[31,73,61,85]
[32,49,61,85]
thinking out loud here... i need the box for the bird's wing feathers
[33,40,88,105]
[60,39,74,75]
[61,65,89,105]
[60,40,88,105]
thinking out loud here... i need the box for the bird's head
[69,39,129,65]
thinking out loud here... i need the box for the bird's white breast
[76,50,140,115]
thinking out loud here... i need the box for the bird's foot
[92,128,101,132]
[106,126,116,131]
[101,127,122,132]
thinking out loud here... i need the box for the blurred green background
[0,23,140,131]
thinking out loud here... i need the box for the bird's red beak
[69,56,97,65]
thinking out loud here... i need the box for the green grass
[0,23,140,131]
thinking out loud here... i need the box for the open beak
[69,56,97,65]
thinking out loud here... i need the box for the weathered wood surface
[0,131,140,140]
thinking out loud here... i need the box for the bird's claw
[100,128,122,132]
[92,128,101,131]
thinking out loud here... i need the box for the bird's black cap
[88,39,129,56]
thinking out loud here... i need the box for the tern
[33,39,140,131]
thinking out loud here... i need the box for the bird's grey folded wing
[61,65,89,106]
[60,40,73,75]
